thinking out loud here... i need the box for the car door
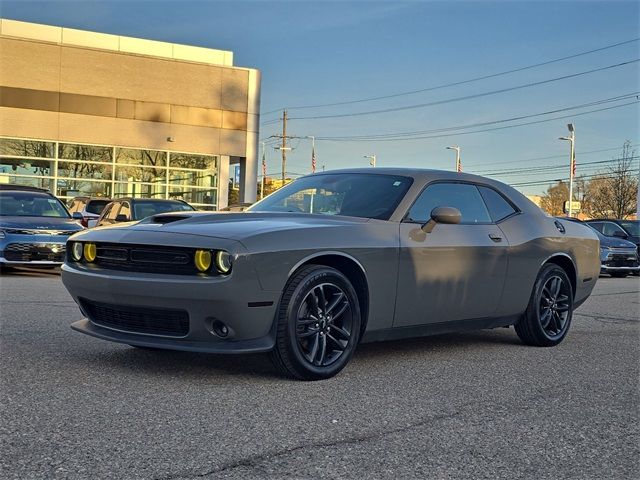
[393,182,509,327]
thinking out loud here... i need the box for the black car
[93,198,195,227]
[0,185,84,268]
[586,219,640,250]
[558,217,639,278]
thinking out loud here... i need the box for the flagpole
[307,136,316,173]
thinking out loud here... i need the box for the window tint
[86,199,111,215]
[588,222,604,233]
[106,203,120,220]
[407,183,491,224]
[118,202,131,220]
[478,186,517,222]
[602,222,626,236]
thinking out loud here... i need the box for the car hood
[599,234,637,249]
[97,211,371,241]
[0,216,84,231]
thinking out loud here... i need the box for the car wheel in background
[515,263,574,347]
[270,265,361,380]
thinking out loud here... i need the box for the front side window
[0,192,70,218]
[406,183,491,224]
[478,185,517,222]
[249,173,413,220]
[602,222,627,237]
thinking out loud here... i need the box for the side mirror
[72,212,83,220]
[422,206,462,233]
[612,230,627,239]
[115,214,129,222]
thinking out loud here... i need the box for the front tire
[270,265,362,380]
[515,263,573,347]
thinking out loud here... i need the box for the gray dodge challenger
[62,168,600,380]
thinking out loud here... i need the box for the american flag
[311,146,316,173]
[261,149,267,177]
[571,153,576,176]
[456,158,462,173]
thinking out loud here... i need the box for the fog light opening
[211,320,230,338]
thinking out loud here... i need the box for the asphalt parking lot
[1,270,638,480]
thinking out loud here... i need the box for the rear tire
[270,265,361,380]
[515,264,573,347]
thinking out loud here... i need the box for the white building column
[217,155,230,210]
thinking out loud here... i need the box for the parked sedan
[557,217,639,277]
[0,185,84,268]
[586,219,640,251]
[91,198,195,227]
[62,169,600,380]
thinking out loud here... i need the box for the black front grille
[80,298,189,337]
[4,228,78,235]
[604,254,639,268]
[72,243,205,275]
[4,243,65,262]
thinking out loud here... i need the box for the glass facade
[0,137,219,210]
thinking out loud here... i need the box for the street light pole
[446,146,461,172]
[364,154,376,167]
[559,124,576,217]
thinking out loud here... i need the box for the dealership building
[0,19,261,210]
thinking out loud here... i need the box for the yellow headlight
[83,243,97,262]
[194,249,212,272]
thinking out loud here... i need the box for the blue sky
[2,0,638,194]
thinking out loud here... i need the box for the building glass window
[116,148,167,167]
[59,143,112,162]
[58,161,112,180]
[0,157,54,177]
[0,137,219,209]
[0,138,55,158]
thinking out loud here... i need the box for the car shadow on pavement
[68,327,523,381]
[0,266,60,277]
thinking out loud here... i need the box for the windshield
[248,173,413,220]
[133,200,194,219]
[619,221,639,237]
[0,192,70,218]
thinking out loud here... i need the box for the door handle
[489,234,502,243]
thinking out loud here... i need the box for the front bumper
[61,263,280,353]
[600,249,639,274]
[0,239,67,265]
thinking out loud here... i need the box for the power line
[474,155,639,176]
[312,101,639,142]
[270,59,639,122]
[314,93,638,141]
[261,37,640,116]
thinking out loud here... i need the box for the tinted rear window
[86,200,111,214]
[478,186,517,222]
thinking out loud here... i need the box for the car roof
[0,184,51,193]
[113,197,188,203]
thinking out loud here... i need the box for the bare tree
[586,141,638,219]
[540,181,569,216]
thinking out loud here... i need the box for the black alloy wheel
[270,265,362,380]
[515,263,574,347]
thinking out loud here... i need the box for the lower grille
[3,243,66,262]
[80,298,189,337]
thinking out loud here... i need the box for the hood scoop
[147,214,194,225]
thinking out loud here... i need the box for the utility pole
[559,124,576,217]
[446,146,461,172]
[364,154,376,167]
[281,110,287,184]
[272,110,293,187]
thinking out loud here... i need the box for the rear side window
[407,183,491,224]
[478,186,517,222]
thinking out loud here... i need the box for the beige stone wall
[0,37,256,158]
